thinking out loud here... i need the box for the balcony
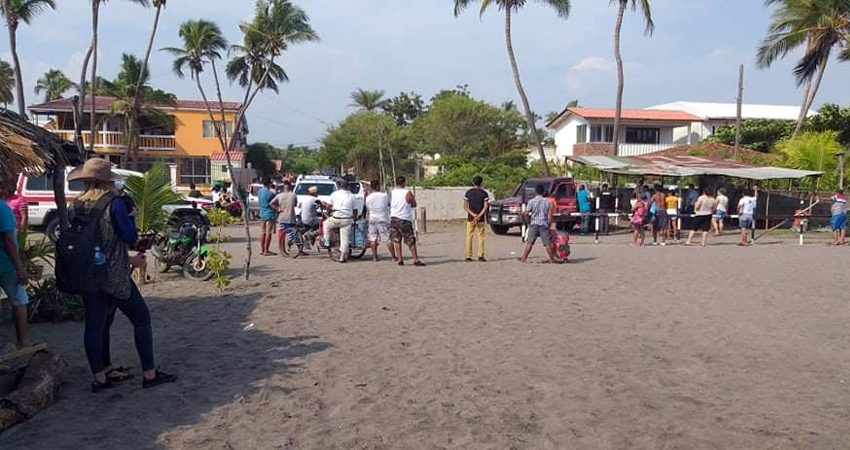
[52,130,176,151]
[573,142,677,157]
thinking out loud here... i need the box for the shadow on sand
[0,291,331,449]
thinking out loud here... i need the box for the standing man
[271,181,297,256]
[365,180,394,261]
[463,176,489,262]
[322,180,356,263]
[577,184,591,235]
[0,181,30,348]
[651,185,668,246]
[258,179,277,256]
[712,187,729,235]
[737,186,758,247]
[830,188,847,245]
[390,176,425,266]
[598,183,614,235]
[683,183,699,231]
[520,184,557,264]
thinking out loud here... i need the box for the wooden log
[0,350,66,432]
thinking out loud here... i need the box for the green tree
[381,91,425,126]
[758,0,850,137]
[104,54,177,167]
[348,88,385,111]
[281,144,320,174]
[123,162,182,232]
[453,0,572,176]
[776,131,844,188]
[805,103,850,146]
[0,60,15,108]
[246,142,278,177]
[411,92,525,160]
[611,0,654,156]
[706,119,796,152]
[0,0,57,117]
[34,69,75,102]
[320,111,409,182]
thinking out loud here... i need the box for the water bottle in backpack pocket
[55,194,114,295]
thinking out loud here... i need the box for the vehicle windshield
[295,183,336,196]
[517,181,552,200]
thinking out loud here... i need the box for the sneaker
[465,258,472,262]
[142,370,178,389]
[478,257,486,262]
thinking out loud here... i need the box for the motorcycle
[317,208,369,261]
[152,213,212,281]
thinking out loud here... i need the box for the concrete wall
[397,186,495,221]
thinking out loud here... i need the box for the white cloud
[571,56,616,72]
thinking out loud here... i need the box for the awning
[567,154,821,180]
[210,151,244,162]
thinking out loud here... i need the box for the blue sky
[5,0,850,147]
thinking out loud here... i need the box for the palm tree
[758,0,850,138]
[777,131,844,188]
[86,0,150,153]
[34,69,75,102]
[611,0,654,156]
[454,0,571,177]
[0,60,15,109]
[104,54,176,169]
[123,162,182,232]
[349,88,385,111]
[0,0,57,117]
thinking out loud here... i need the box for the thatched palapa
[0,109,80,188]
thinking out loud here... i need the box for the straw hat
[67,158,123,183]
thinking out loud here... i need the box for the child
[630,193,646,247]
[665,188,679,241]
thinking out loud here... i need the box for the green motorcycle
[152,221,212,281]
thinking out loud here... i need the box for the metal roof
[568,154,821,180]
[646,101,815,121]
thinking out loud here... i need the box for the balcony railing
[573,142,677,157]
[52,130,176,151]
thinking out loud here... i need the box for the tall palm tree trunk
[126,3,164,170]
[612,0,626,157]
[74,43,93,153]
[210,60,230,146]
[792,54,829,138]
[504,8,550,177]
[89,1,100,155]
[6,22,25,117]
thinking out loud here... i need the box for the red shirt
[7,196,26,230]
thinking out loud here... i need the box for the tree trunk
[89,1,100,155]
[612,0,626,157]
[0,351,66,432]
[210,59,230,147]
[74,43,94,154]
[52,155,69,230]
[126,3,163,170]
[792,54,829,139]
[504,8,550,177]
[6,21,25,118]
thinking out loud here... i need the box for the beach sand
[1,224,849,449]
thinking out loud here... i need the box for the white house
[646,101,813,144]
[545,107,702,158]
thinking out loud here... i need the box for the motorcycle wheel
[183,253,213,281]
[350,247,367,260]
[290,232,306,259]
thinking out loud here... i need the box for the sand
[1,223,849,449]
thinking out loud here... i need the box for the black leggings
[83,284,155,374]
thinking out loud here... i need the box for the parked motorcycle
[152,215,212,281]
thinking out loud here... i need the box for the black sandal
[106,368,134,382]
[91,379,115,393]
[142,369,178,389]
[413,261,426,267]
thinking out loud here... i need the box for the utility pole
[734,63,744,158]
[839,149,846,190]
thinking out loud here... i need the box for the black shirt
[464,188,490,221]
[188,189,203,199]
[598,190,615,210]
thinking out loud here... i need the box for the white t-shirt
[365,192,390,223]
[390,188,413,221]
[298,196,320,226]
[328,190,354,219]
[716,194,728,212]
[738,196,757,215]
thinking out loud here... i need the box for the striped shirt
[526,195,551,227]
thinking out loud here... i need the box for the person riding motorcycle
[298,186,322,246]
[321,180,357,263]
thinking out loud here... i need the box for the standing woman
[685,188,717,247]
[630,193,647,247]
[712,187,728,235]
[68,159,177,392]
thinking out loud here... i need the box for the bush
[208,249,232,291]
[27,278,84,323]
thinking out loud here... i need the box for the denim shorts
[0,271,28,306]
[526,225,551,246]
[831,213,847,231]
[738,214,754,229]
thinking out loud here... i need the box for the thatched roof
[0,110,80,187]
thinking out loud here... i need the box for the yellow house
[28,96,247,188]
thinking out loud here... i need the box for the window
[25,174,51,191]
[576,124,587,143]
[135,156,176,174]
[625,127,660,144]
[553,183,575,199]
[179,157,211,185]
[518,181,551,200]
[294,183,336,196]
[590,125,614,143]
[202,120,234,139]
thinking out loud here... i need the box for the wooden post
[734,63,744,158]
[839,150,846,190]
[420,207,427,234]
[764,190,771,231]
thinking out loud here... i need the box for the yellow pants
[465,221,485,258]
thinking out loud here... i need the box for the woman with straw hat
[67,158,177,392]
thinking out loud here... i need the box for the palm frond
[123,162,182,232]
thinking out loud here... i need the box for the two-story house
[546,107,702,158]
[28,96,247,188]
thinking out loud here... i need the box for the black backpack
[55,193,115,295]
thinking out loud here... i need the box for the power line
[260,91,334,127]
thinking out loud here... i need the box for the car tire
[46,216,61,243]
[490,224,510,235]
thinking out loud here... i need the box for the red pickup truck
[487,177,578,234]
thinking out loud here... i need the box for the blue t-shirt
[258,187,276,221]
[577,190,591,212]
[0,200,17,274]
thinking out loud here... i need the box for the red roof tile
[567,107,701,122]
[210,151,244,162]
[28,96,242,113]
